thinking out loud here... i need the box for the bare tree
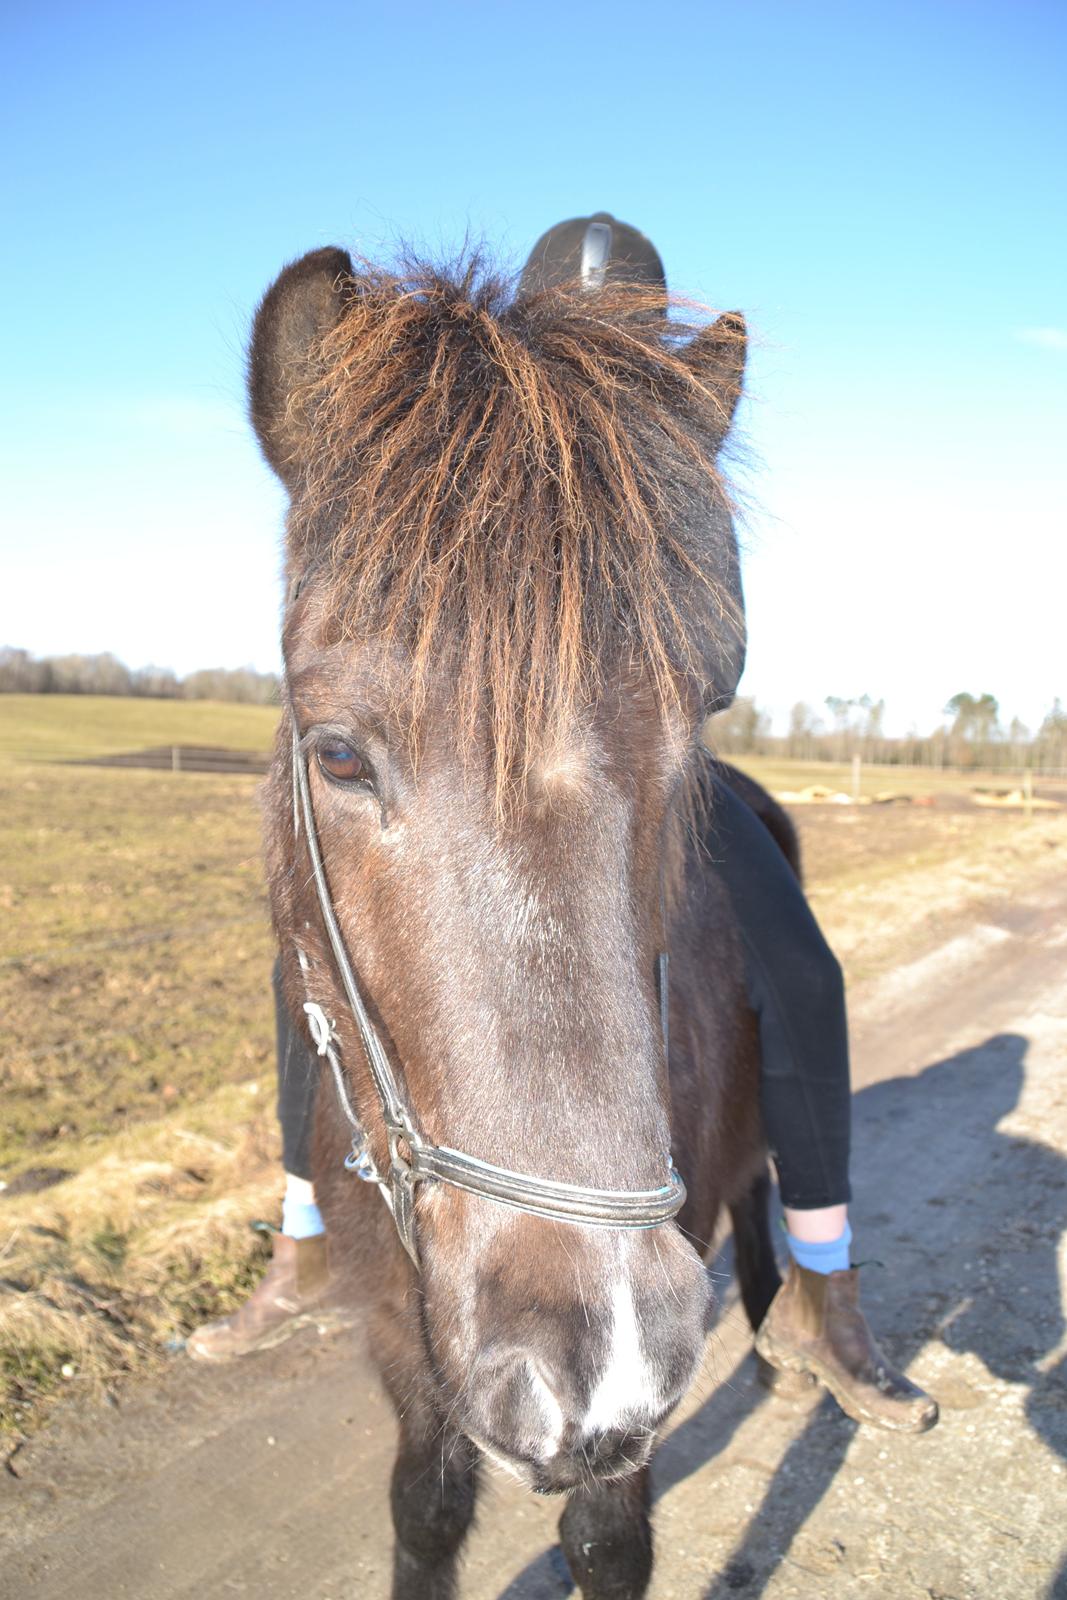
[706,695,772,757]
[0,646,278,705]
[945,692,1000,767]
[824,695,854,760]
[183,666,279,704]
[1037,699,1067,771]
[787,701,820,760]
[1008,716,1030,770]
[0,647,47,691]
[130,664,180,699]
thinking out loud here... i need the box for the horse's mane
[291,255,743,805]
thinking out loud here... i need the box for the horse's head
[252,248,746,1492]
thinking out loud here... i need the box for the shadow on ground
[496,1033,1067,1599]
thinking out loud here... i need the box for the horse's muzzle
[459,1254,710,1492]
[467,1353,682,1494]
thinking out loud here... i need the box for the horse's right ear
[248,247,354,489]
[681,312,747,441]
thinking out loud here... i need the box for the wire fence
[69,745,272,775]
[0,744,270,773]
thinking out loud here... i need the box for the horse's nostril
[584,1424,655,1475]
[587,1426,629,1463]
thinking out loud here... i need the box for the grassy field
[0,693,279,763]
[1,697,1064,1441]
[0,698,281,1436]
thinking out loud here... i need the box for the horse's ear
[682,312,747,439]
[248,246,354,488]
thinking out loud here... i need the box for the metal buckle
[344,1141,382,1184]
[386,1120,420,1198]
[383,1118,422,1268]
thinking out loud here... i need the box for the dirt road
[3,865,1065,1599]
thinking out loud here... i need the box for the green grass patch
[0,694,279,764]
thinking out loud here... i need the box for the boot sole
[754,1327,939,1434]
[187,1308,352,1363]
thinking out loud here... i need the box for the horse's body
[253,247,788,1598]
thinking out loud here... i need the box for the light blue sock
[786,1221,852,1275]
[281,1177,325,1240]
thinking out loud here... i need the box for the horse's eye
[317,742,368,785]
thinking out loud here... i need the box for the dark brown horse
[252,248,788,1599]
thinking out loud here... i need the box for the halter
[289,721,686,1269]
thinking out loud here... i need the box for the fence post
[172,745,180,773]
[1023,767,1033,822]
[851,753,861,802]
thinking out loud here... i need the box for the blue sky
[3,0,1064,735]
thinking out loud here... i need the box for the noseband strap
[290,722,686,1268]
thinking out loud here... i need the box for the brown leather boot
[187,1231,338,1361]
[754,1262,939,1433]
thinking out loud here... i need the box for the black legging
[275,964,318,1184]
[275,775,852,1209]
[703,773,851,1209]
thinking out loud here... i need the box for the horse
[252,247,791,1599]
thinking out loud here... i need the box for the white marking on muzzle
[529,1360,565,1459]
[583,1273,661,1435]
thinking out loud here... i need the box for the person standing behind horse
[188,213,937,1437]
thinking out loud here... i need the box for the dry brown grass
[1,1083,281,1435]
[1,699,282,1440]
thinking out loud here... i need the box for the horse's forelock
[288,257,744,810]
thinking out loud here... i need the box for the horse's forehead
[286,600,693,797]
[285,606,406,703]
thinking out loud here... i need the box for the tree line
[0,647,279,706]
[4,649,1065,771]
[710,691,1067,773]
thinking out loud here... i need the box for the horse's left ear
[682,312,747,440]
[248,246,354,489]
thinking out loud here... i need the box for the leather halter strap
[289,721,686,1269]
